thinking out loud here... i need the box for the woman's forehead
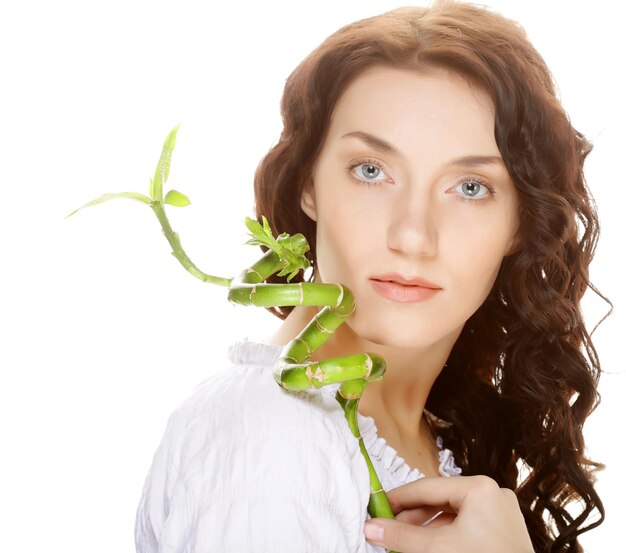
[324,67,499,159]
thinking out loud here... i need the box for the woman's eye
[350,161,388,184]
[454,178,494,200]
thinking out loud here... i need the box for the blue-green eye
[454,176,495,201]
[348,158,388,187]
[360,164,381,179]
[462,180,482,196]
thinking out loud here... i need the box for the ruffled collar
[227,338,461,486]
[228,337,286,366]
[316,384,461,487]
[354,409,460,479]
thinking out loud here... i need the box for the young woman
[136,2,607,552]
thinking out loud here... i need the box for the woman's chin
[346,323,432,351]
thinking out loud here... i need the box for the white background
[1,1,623,551]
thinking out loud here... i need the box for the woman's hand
[364,475,534,553]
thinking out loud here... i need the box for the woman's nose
[387,196,438,258]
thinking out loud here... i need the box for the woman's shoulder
[136,339,372,551]
[153,338,366,486]
[165,339,348,444]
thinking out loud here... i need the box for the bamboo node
[364,354,373,379]
[337,387,360,400]
[315,317,334,335]
[305,362,324,384]
[295,337,313,357]
[245,268,263,281]
[335,283,344,307]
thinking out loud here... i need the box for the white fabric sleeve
[134,363,373,553]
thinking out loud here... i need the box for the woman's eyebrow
[341,131,399,155]
[340,130,505,168]
[445,155,505,168]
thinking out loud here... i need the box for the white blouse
[135,338,461,552]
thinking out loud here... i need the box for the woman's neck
[266,305,458,474]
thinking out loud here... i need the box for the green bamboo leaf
[245,216,263,236]
[276,265,300,283]
[246,235,275,249]
[262,215,273,237]
[245,217,273,243]
[151,124,180,202]
[65,191,152,218]
[244,238,264,247]
[244,215,288,257]
[164,189,191,207]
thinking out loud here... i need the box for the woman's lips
[370,276,441,302]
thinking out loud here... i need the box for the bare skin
[364,476,534,553]
[266,303,447,477]
[270,65,533,551]
[268,65,519,480]
[72,63,533,551]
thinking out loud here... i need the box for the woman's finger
[395,506,456,527]
[386,474,502,513]
[367,476,533,553]
[364,517,444,553]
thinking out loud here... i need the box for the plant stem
[150,201,232,287]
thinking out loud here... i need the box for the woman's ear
[300,183,317,222]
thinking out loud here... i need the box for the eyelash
[347,158,496,201]
[452,175,496,202]
[348,158,385,188]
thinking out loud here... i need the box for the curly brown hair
[253,1,610,551]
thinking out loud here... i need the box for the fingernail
[364,521,384,542]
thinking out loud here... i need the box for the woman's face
[300,65,519,350]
